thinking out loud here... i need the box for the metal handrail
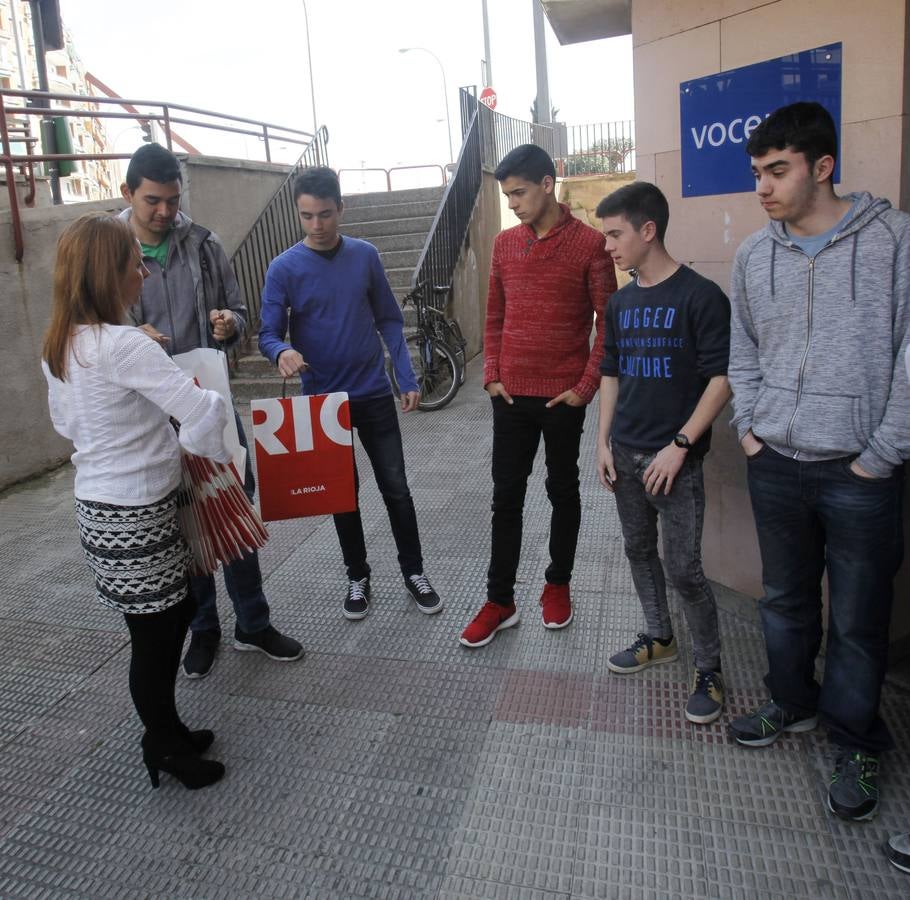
[409,89,483,295]
[0,87,318,261]
[230,126,330,338]
[337,164,447,194]
[388,164,446,188]
[0,88,314,155]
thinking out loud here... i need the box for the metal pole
[532,0,551,125]
[301,1,318,131]
[399,47,453,164]
[481,0,493,86]
[27,0,61,203]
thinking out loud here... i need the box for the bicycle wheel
[444,319,467,385]
[407,333,460,411]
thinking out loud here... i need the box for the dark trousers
[611,441,721,671]
[123,594,195,748]
[486,395,586,605]
[333,394,423,580]
[190,412,270,636]
[747,446,903,753]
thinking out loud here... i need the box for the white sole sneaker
[606,649,679,674]
[542,609,574,630]
[459,610,520,647]
[404,590,444,615]
[232,639,305,661]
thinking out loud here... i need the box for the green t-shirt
[140,233,170,268]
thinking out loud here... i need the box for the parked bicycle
[388,282,467,411]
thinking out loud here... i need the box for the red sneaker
[540,583,573,629]
[460,601,520,648]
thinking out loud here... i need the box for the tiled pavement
[1,358,908,899]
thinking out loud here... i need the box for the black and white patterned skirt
[75,492,191,615]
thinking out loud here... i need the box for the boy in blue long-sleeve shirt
[259,167,442,620]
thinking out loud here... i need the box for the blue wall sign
[679,43,842,198]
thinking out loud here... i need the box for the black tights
[123,594,194,751]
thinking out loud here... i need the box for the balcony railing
[459,89,635,177]
[0,87,318,260]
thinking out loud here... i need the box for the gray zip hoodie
[118,208,248,357]
[729,191,910,477]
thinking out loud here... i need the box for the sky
[58,0,633,188]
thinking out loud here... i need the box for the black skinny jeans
[123,593,195,751]
[486,395,586,605]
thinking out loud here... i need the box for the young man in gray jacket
[121,143,303,677]
[727,102,910,821]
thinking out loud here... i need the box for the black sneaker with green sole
[728,700,818,747]
[828,749,879,821]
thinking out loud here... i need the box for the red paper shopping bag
[250,392,356,521]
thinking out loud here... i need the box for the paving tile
[572,801,710,899]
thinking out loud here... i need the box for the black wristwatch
[673,433,692,450]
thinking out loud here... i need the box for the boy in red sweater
[461,144,616,648]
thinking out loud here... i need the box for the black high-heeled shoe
[180,727,215,754]
[142,728,215,756]
[143,751,225,790]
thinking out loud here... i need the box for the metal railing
[409,89,483,295]
[560,120,636,175]
[0,87,317,260]
[337,164,447,194]
[230,126,330,336]
[459,87,635,177]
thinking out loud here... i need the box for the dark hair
[745,102,838,178]
[124,143,182,191]
[494,143,556,183]
[43,215,137,380]
[596,181,670,243]
[293,166,342,206]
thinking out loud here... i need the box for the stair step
[378,248,421,269]
[229,376,302,403]
[342,186,444,209]
[368,232,427,252]
[340,216,434,239]
[343,199,440,224]
[385,267,416,287]
[234,354,275,378]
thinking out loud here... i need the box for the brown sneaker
[607,632,678,673]
[540,583,573,629]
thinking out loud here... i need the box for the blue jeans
[747,446,903,753]
[612,441,721,672]
[190,412,271,636]
[333,394,423,580]
[486,395,586,604]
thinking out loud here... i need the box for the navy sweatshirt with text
[600,264,730,455]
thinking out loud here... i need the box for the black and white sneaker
[343,577,371,620]
[233,624,304,661]
[885,832,910,873]
[405,573,443,614]
[183,629,220,679]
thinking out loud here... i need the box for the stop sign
[479,87,497,110]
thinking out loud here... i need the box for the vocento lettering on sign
[688,114,768,150]
[679,43,842,198]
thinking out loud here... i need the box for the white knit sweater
[43,324,231,505]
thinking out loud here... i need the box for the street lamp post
[301,0,318,131]
[398,47,453,164]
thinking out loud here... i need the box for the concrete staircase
[340,185,442,302]
[230,185,443,402]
